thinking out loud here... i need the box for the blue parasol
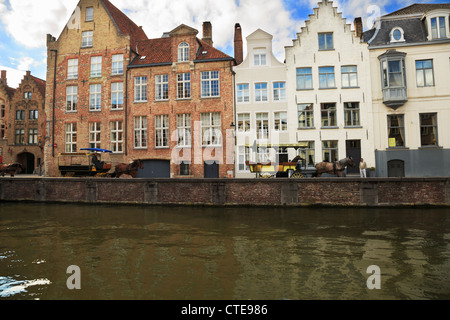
[80,148,113,153]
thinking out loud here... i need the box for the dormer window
[254,48,267,66]
[431,17,447,39]
[390,27,405,43]
[178,42,189,62]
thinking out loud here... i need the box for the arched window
[390,27,405,43]
[178,42,189,62]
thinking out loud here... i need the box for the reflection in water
[0,203,449,300]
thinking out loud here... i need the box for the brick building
[0,70,46,173]
[45,0,235,178]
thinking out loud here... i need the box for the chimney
[202,21,213,46]
[234,23,243,65]
[1,70,6,86]
[354,17,363,39]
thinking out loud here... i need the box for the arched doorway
[387,159,405,177]
[17,152,35,174]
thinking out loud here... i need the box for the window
[237,84,250,103]
[15,129,25,145]
[254,48,267,66]
[257,146,270,163]
[319,67,335,88]
[390,27,405,43]
[66,86,77,112]
[322,141,338,163]
[238,146,251,171]
[297,68,313,90]
[298,103,314,129]
[237,113,250,132]
[67,59,78,79]
[90,56,102,77]
[28,128,38,145]
[24,92,32,99]
[318,33,333,50]
[156,74,169,100]
[1,102,5,118]
[86,7,94,21]
[256,113,269,140]
[297,141,315,168]
[177,114,191,147]
[420,113,438,146]
[344,102,360,127]
[65,123,77,153]
[178,42,189,62]
[134,76,147,102]
[82,31,93,47]
[15,110,25,120]
[111,121,123,153]
[155,115,169,148]
[387,115,405,147]
[1,125,5,139]
[180,162,190,176]
[89,122,101,149]
[89,84,101,111]
[134,116,148,149]
[201,112,222,146]
[201,71,220,98]
[321,103,337,127]
[416,60,434,87]
[255,83,268,102]
[381,59,406,88]
[112,54,123,75]
[273,82,286,101]
[29,110,38,120]
[177,73,191,99]
[341,66,358,88]
[431,17,447,39]
[111,82,123,109]
[274,112,287,131]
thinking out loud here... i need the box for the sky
[0,0,449,88]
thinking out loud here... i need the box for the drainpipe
[230,60,237,178]
[125,50,129,157]
[50,49,58,158]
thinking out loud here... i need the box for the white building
[284,0,375,176]
[364,3,450,177]
[233,27,290,178]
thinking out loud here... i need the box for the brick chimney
[354,17,363,39]
[234,23,243,65]
[202,21,213,46]
[1,70,6,86]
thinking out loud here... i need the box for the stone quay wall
[1,177,450,207]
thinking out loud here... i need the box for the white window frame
[111,82,124,110]
[177,113,191,147]
[319,66,336,89]
[237,113,250,133]
[111,121,123,153]
[67,59,78,79]
[155,74,169,101]
[430,16,447,39]
[134,116,148,149]
[86,7,94,21]
[201,112,222,146]
[341,66,358,88]
[255,82,268,102]
[416,59,435,87]
[66,86,78,112]
[256,112,269,140]
[134,76,147,102]
[28,128,38,145]
[273,82,286,101]
[274,111,287,131]
[177,73,191,99]
[65,123,77,153]
[237,83,250,103]
[82,31,93,47]
[201,71,220,98]
[89,122,101,149]
[112,54,123,75]
[90,56,102,77]
[178,42,189,62]
[254,48,267,66]
[89,84,102,111]
[318,32,334,50]
[155,115,169,148]
[344,102,360,127]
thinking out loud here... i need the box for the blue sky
[1,0,449,87]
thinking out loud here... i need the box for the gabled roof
[0,81,16,100]
[383,3,450,17]
[101,0,148,46]
[30,75,46,98]
[363,17,428,45]
[129,29,233,67]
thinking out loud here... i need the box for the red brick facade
[45,0,235,178]
[0,70,46,173]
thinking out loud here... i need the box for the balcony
[382,87,407,110]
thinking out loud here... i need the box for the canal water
[0,202,449,300]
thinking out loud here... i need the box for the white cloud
[0,65,26,88]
